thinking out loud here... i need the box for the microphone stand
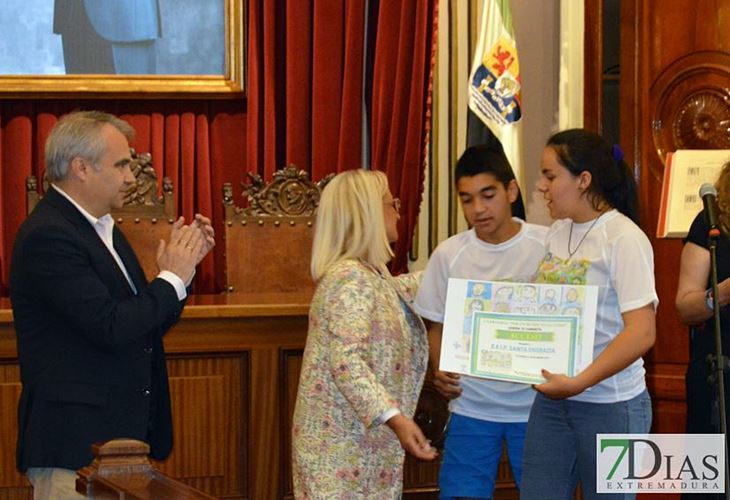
[706,226,729,500]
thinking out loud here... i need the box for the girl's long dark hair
[547,129,640,224]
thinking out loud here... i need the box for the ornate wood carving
[650,51,730,169]
[223,165,333,219]
[674,91,730,149]
[24,175,36,193]
[122,150,172,208]
[25,149,175,219]
[222,166,332,297]
[76,439,155,486]
[114,149,175,220]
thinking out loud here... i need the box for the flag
[467,0,525,218]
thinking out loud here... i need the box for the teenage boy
[414,144,547,499]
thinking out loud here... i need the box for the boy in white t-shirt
[414,145,547,499]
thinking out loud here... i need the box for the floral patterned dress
[292,259,428,499]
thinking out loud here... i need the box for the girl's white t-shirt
[535,209,658,403]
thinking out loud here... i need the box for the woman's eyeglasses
[386,198,401,213]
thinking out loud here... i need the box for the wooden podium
[77,439,215,499]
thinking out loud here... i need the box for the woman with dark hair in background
[675,160,730,500]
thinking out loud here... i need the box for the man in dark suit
[10,110,214,498]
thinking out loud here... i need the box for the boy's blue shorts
[439,413,527,499]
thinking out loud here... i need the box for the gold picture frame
[0,0,245,98]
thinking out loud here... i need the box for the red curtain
[0,0,437,293]
[0,100,246,294]
[247,0,366,181]
[371,0,437,273]
[247,0,437,273]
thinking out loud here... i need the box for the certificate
[440,279,598,384]
[656,149,729,238]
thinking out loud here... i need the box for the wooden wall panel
[0,491,29,500]
[0,366,25,491]
[280,349,446,499]
[0,299,309,500]
[403,455,440,494]
[156,354,248,498]
[168,375,228,478]
[583,0,605,133]
[250,348,281,499]
[281,349,302,499]
[0,296,478,499]
[0,363,30,500]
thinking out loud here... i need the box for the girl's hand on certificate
[533,369,586,399]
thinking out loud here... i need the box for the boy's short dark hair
[454,143,526,219]
[455,144,516,186]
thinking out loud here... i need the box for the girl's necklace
[567,213,603,258]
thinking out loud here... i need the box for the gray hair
[45,111,135,182]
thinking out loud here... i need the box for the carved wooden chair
[26,149,176,282]
[222,165,332,303]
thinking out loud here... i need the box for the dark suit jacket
[10,188,183,472]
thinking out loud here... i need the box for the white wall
[511,0,561,226]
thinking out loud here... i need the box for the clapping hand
[192,213,215,265]
[156,217,204,283]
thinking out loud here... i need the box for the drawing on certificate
[440,279,598,384]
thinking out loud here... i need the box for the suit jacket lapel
[113,228,147,292]
[43,189,144,295]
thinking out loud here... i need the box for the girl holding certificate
[521,129,658,500]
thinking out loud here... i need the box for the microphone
[700,182,720,233]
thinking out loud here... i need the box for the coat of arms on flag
[471,36,522,125]
[467,0,525,194]
[469,32,522,126]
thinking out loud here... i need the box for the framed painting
[0,0,245,97]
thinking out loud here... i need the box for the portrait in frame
[0,0,245,97]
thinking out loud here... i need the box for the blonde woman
[292,169,437,499]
